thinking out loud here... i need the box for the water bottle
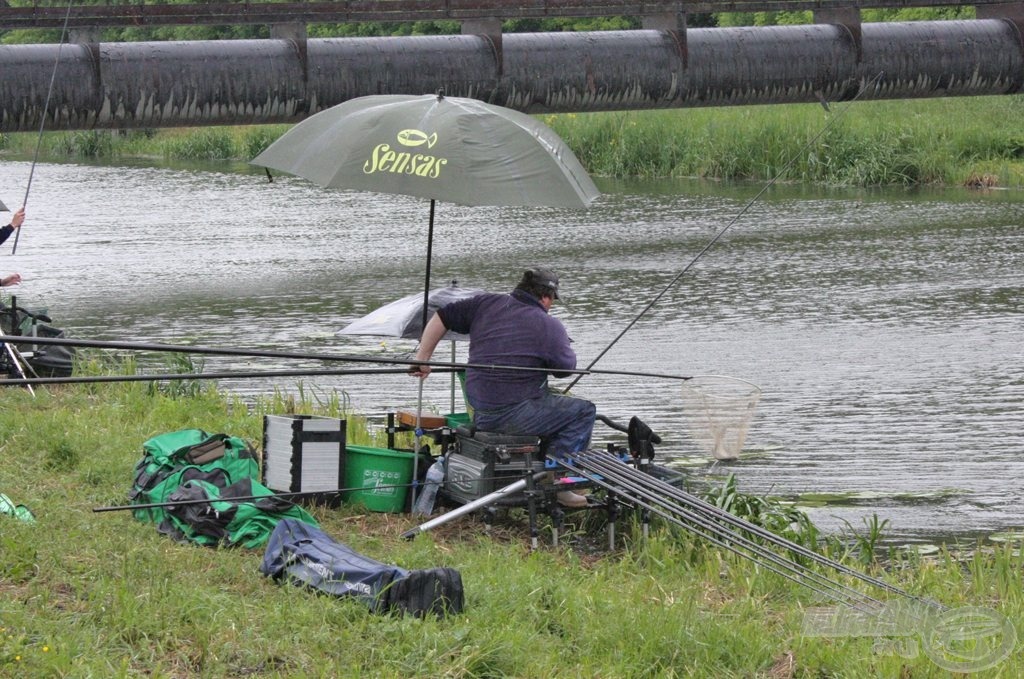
[412,456,446,516]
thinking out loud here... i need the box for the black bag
[260,519,464,618]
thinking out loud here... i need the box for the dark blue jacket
[439,289,576,410]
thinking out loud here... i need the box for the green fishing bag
[129,428,259,525]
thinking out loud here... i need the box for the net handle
[682,374,763,393]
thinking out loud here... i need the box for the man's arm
[0,207,25,247]
[409,313,448,378]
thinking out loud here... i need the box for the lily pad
[897,543,941,556]
[795,489,965,507]
[988,531,1024,544]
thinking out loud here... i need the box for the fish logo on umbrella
[363,129,448,178]
[397,129,438,148]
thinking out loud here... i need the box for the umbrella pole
[412,379,424,509]
[412,198,436,510]
[420,199,435,334]
[449,340,456,414]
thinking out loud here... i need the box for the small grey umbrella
[338,284,484,412]
[337,284,484,343]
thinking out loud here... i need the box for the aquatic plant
[838,513,891,567]
[703,473,820,550]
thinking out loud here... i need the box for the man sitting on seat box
[409,268,595,507]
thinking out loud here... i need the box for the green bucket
[444,412,472,429]
[343,445,417,513]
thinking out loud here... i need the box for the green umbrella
[251,92,598,209]
[251,92,599,332]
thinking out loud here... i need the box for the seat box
[442,431,544,505]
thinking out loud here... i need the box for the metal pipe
[1,20,1021,132]
[401,471,548,540]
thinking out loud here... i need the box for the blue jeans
[473,392,596,458]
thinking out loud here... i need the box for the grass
[2,96,1022,188]
[0,363,1021,677]
[543,96,1024,187]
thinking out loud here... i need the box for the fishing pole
[94,481,418,513]
[0,334,693,383]
[0,366,455,387]
[12,0,75,255]
[560,451,943,612]
[558,456,884,612]
[564,71,885,392]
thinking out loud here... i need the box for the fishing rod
[94,481,418,513]
[561,451,943,612]
[99,466,584,514]
[558,456,884,612]
[12,0,75,255]
[563,71,885,392]
[0,334,693,383]
[0,366,455,387]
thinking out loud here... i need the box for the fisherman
[410,268,595,507]
[0,207,24,288]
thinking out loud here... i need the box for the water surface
[1,159,1021,542]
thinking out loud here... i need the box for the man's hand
[9,208,24,229]
[408,361,432,379]
[1,273,22,287]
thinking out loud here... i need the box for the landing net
[680,375,761,460]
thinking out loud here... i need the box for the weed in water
[838,513,891,567]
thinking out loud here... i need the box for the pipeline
[1,20,1022,131]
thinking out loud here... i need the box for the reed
[545,95,1024,187]
[1,98,1020,187]
[0,379,1020,676]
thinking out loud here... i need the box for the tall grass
[0,375,1021,676]
[545,95,1024,187]
[2,98,1021,187]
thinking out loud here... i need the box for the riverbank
[0,380,1020,676]
[2,96,1022,189]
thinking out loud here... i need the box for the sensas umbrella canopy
[250,93,599,209]
[250,93,599,334]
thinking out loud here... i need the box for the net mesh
[680,375,762,460]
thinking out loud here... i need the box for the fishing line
[564,71,885,392]
[12,0,75,255]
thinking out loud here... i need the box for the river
[1,157,1021,544]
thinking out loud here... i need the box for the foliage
[544,96,1024,187]
[160,128,236,160]
[839,514,891,567]
[703,473,820,550]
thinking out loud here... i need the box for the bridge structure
[0,1,1022,132]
